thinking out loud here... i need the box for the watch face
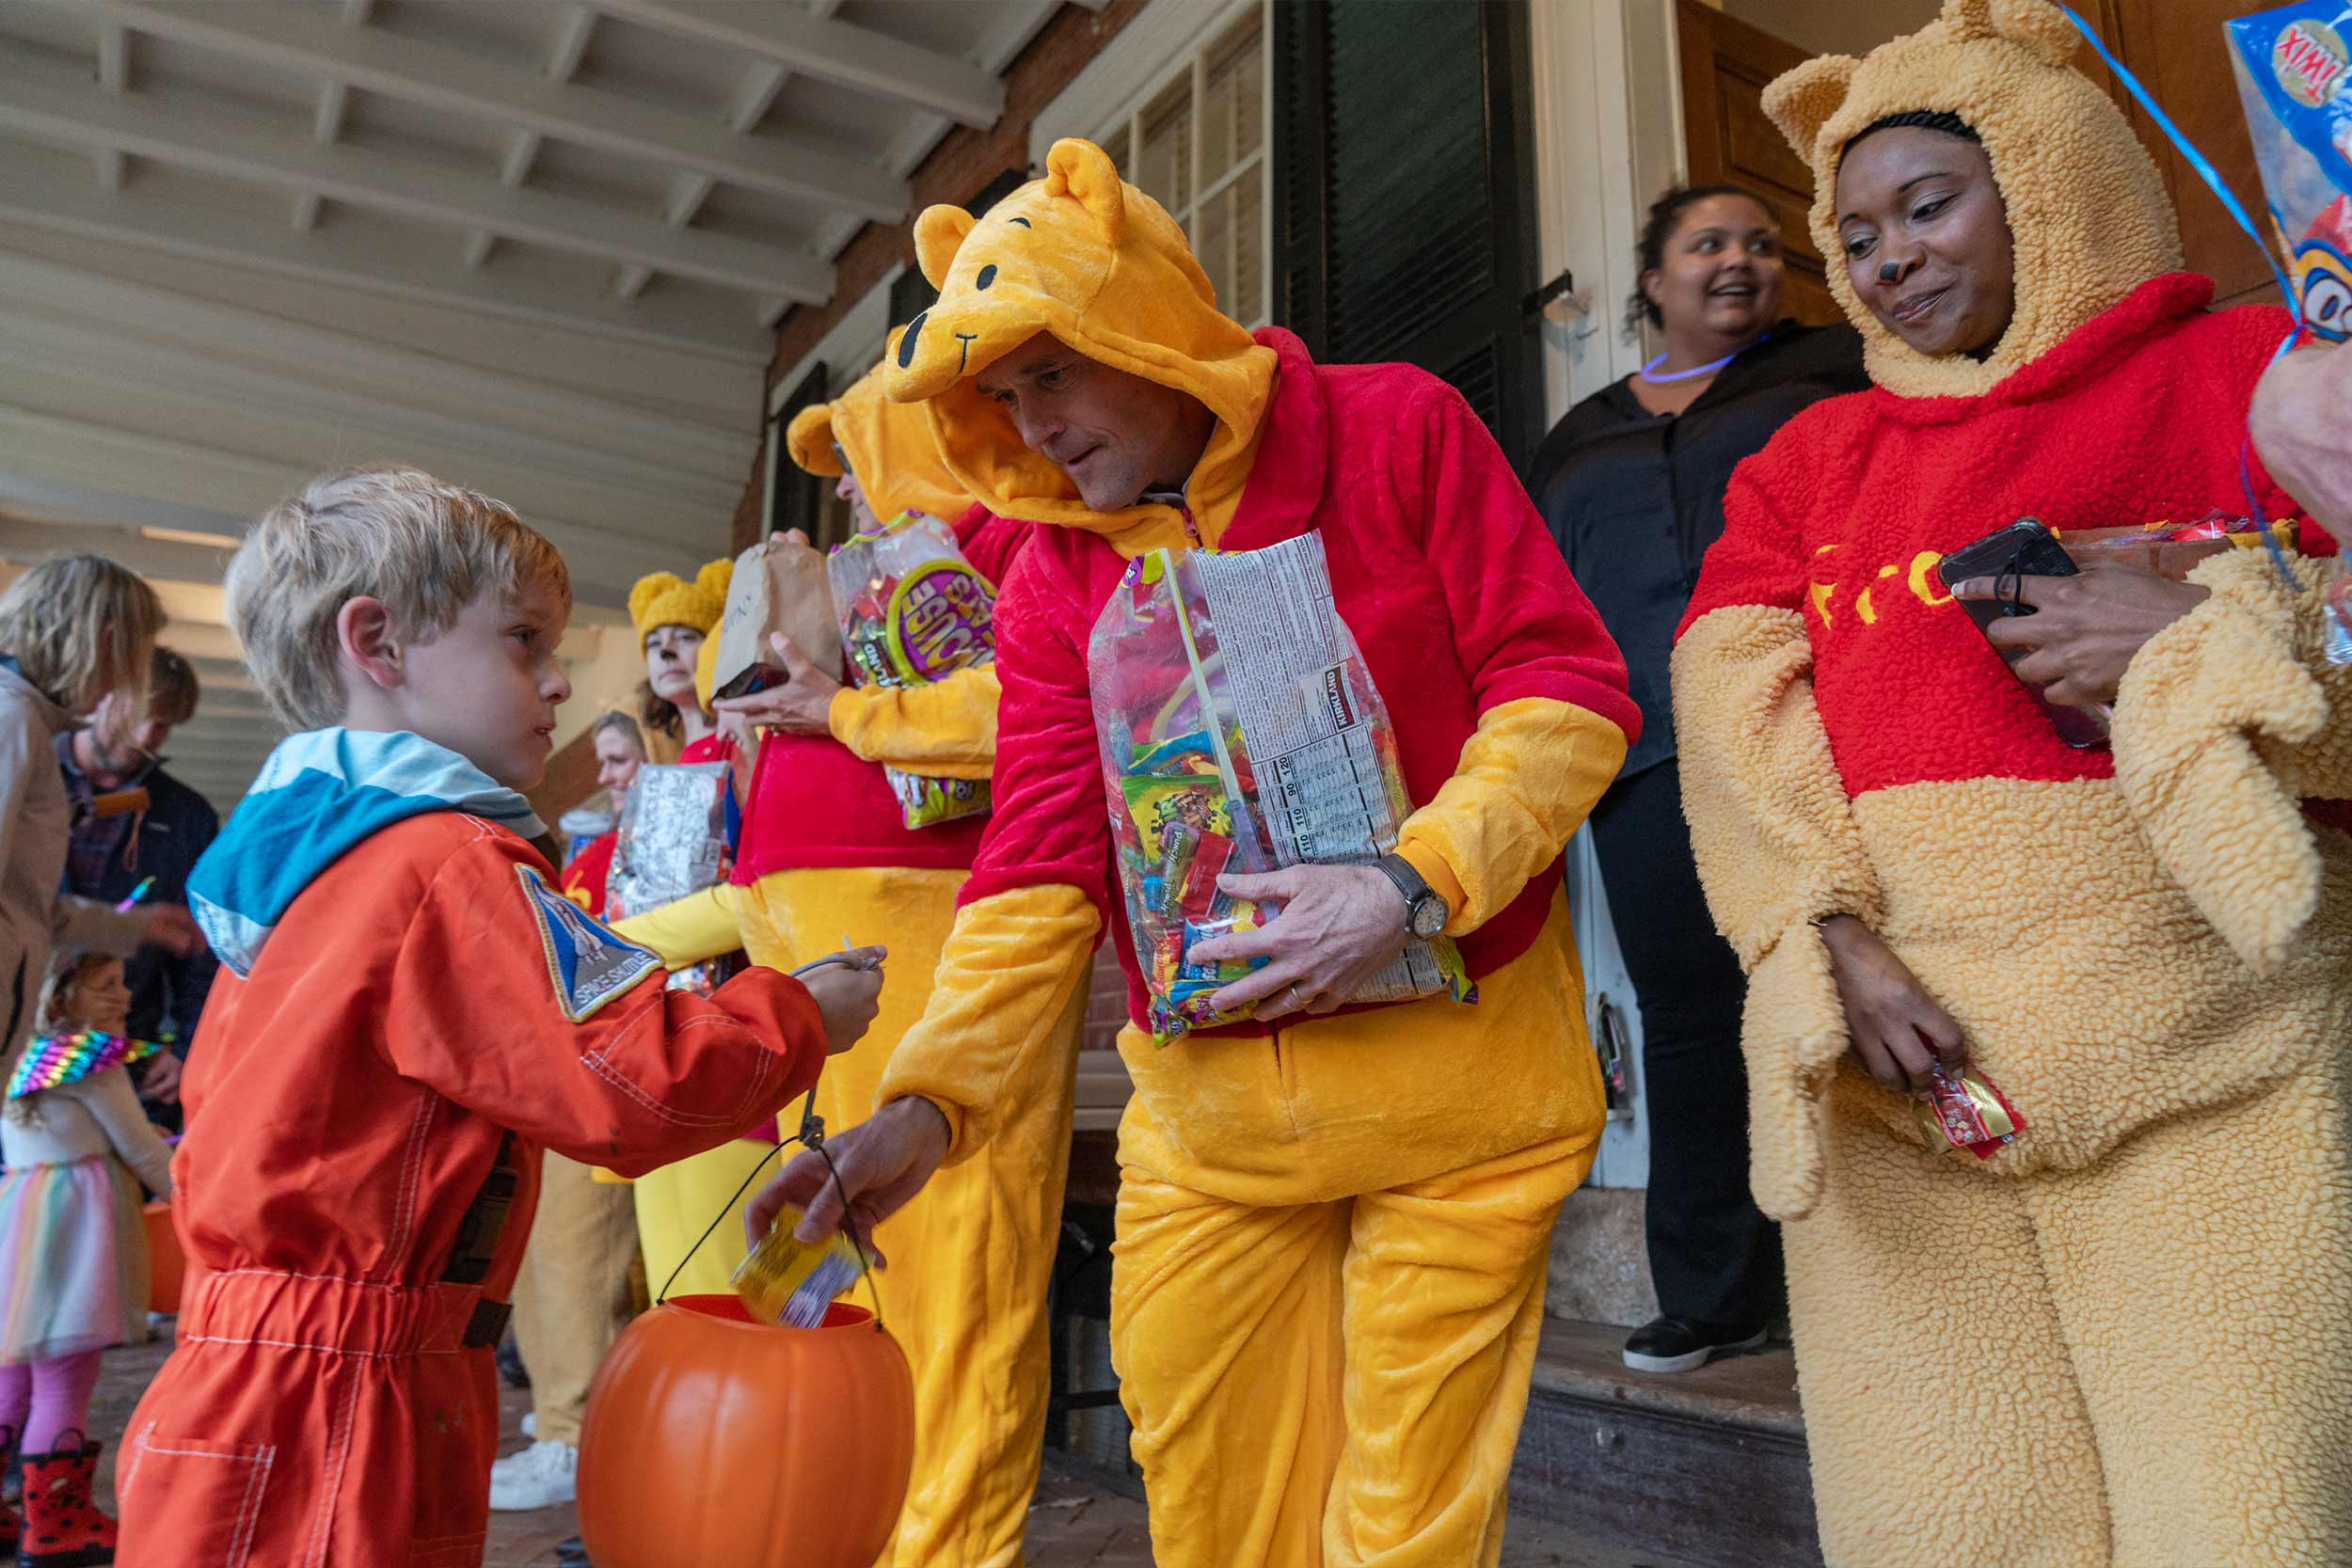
[1409,897,1446,940]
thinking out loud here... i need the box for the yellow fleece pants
[633,1135,777,1302]
[1790,1066,2352,1568]
[736,864,1080,1568]
[1104,892,1604,1568]
[510,1150,641,1446]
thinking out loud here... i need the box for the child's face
[399,580,572,789]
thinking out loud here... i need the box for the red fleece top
[730,508,1032,880]
[964,327,1639,1034]
[559,830,617,918]
[1679,275,2318,798]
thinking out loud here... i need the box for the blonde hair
[0,554,165,718]
[230,467,570,730]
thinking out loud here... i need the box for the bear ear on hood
[1762,52,1860,160]
[914,205,977,290]
[1044,137,1125,248]
[1944,0,2079,64]
[785,402,842,478]
[628,573,681,631]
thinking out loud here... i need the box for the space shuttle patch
[517,864,663,1022]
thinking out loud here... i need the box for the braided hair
[1846,109,1981,150]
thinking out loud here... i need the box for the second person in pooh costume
[749,137,1637,1567]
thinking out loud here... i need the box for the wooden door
[1676,1,1841,326]
[2073,0,2276,307]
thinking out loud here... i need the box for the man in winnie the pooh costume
[1673,2,2352,1563]
[748,137,1637,1564]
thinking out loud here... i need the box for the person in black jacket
[1529,184,1869,1374]
[56,645,219,1130]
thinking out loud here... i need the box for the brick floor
[85,1327,1700,1567]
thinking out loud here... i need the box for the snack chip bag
[2227,7,2352,662]
[1913,1062,2028,1161]
[2229,6,2352,342]
[1088,531,1474,1045]
[733,1206,867,1328]
[826,512,997,829]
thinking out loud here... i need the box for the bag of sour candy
[826,511,998,828]
[1086,531,1474,1046]
[732,1205,866,1327]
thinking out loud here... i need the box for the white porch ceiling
[0,0,1096,811]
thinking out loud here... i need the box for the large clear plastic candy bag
[825,511,998,828]
[1087,531,1474,1046]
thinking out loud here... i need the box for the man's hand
[711,633,844,736]
[142,904,206,958]
[797,945,887,1054]
[1188,863,1412,1021]
[141,1051,184,1105]
[743,1095,952,1260]
[1949,559,2209,707]
[1817,914,1965,1092]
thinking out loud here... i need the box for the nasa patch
[516,864,663,1022]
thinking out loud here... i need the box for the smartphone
[1933,517,2109,750]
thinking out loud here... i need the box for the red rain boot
[0,1423,18,1561]
[16,1432,115,1568]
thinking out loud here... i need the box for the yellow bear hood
[882,138,1277,546]
[1762,0,2183,398]
[784,334,972,525]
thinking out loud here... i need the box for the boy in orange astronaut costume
[116,468,881,1568]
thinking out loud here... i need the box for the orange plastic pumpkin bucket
[577,1293,915,1568]
[142,1199,183,1315]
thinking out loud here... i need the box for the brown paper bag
[709,534,842,701]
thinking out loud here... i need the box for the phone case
[1933,518,2110,750]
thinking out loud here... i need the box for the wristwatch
[1375,853,1449,940]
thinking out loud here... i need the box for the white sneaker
[520,1412,536,1439]
[488,1439,578,1512]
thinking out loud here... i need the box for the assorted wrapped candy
[1088,531,1473,1045]
[733,1205,867,1328]
[826,512,998,829]
[2054,510,2298,578]
[1914,1062,2028,1161]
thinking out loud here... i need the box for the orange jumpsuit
[116,813,827,1568]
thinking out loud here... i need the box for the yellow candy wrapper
[732,1205,866,1327]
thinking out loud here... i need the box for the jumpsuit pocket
[119,1422,276,1568]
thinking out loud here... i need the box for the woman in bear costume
[1673,3,2352,1563]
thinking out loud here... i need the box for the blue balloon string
[2056,2,2305,585]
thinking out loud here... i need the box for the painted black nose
[898,312,926,368]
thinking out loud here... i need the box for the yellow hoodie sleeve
[612,883,748,971]
[873,883,1100,1164]
[1391,697,1627,935]
[2111,548,2352,974]
[824,667,1001,781]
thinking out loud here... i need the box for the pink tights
[0,1350,103,1456]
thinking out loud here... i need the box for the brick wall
[729,0,1152,552]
